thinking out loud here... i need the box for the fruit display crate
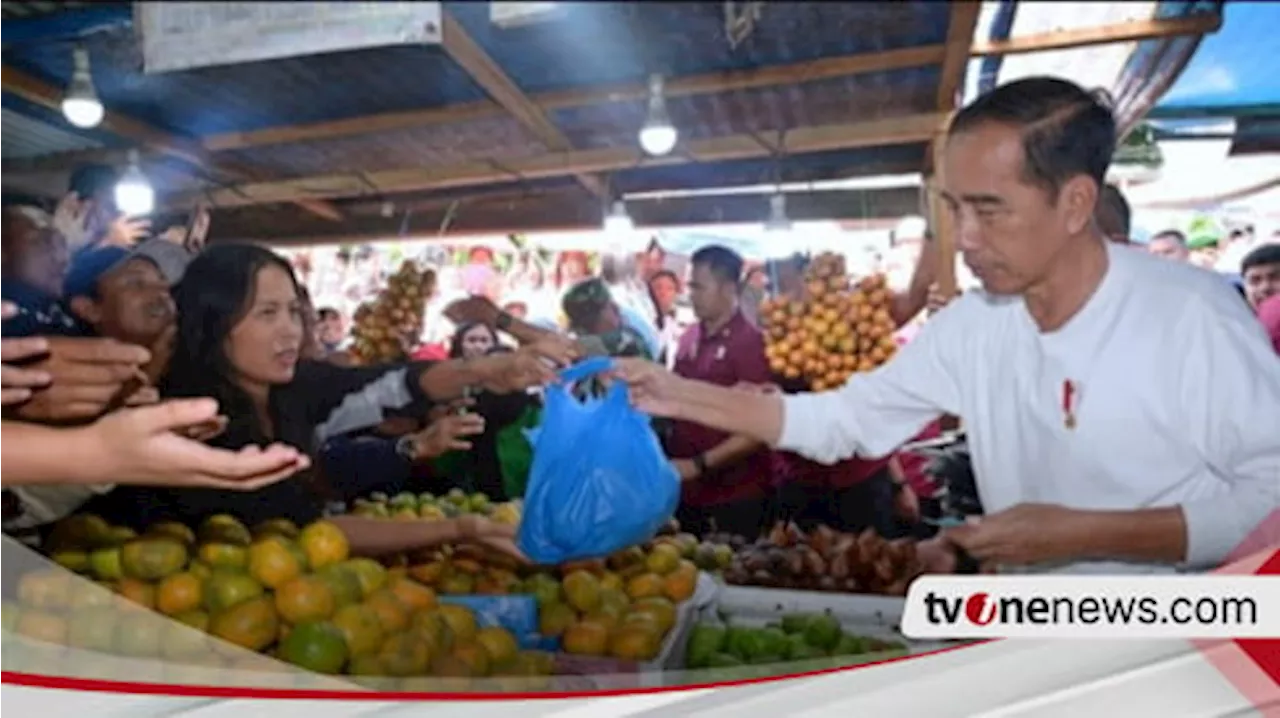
[552,572,720,689]
[706,585,953,656]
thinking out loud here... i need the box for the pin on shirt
[1061,379,1079,430]
[715,345,726,361]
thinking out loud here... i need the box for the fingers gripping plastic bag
[517,357,680,564]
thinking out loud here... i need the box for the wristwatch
[394,435,418,462]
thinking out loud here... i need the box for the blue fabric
[62,245,130,299]
[517,357,680,564]
[1,279,89,338]
[619,303,662,360]
[319,435,412,498]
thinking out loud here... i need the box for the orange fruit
[609,625,661,661]
[278,621,349,675]
[364,590,411,632]
[409,610,454,656]
[17,569,74,609]
[202,571,264,613]
[406,560,447,586]
[450,640,492,677]
[625,572,663,600]
[209,595,278,652]
[537,601,576,638]
[474,626,518,670]
[387,577,437,612]
[347,653,386,676]
[344,558,389,598]
[275,576,336,624]
[437,604,477,643]
[562,618,610,657]
[378,633,431,677]
[631,597,677,633]
[16,610,68,645]
[332,604,385,658]
[562,570,601,612]
[298,521,350,570]
[116,577,157,610]
[197,543,248,572]
[644,544,681,576]
[120,538,188,581]
[156,572,203,616]
[247,538,303,589]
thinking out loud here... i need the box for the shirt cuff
[1180,496,1256,570]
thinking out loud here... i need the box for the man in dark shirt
[666,245,780,538]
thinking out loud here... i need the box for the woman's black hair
[448,321,499,359]
[163,242,302,443]
[647,269,680,329]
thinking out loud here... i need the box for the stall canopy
[0,1,1225,245]
[1148,1,1280,156]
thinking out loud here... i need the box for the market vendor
[666,245,780,538]
[612,78,1280,575]
[85,242,569,558]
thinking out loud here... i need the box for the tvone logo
[965,592,997,625]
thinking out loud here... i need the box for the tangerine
[450,640,492,677]
[474,626,518,670]
[378,633,431,677]
[344,558,388,598]
[562,618,610,656]
[203,571,264,613]
[332,604,385,658]
[120,538,188,581]
[437,603,477,642]
[625,572,664,600]
[115,577,157,610]
[156,572,204,616]
[609,625,661,661]
[278,621,349,675]
[209,595,278,652]
[364,590,410,632]
[387,577,437,612]
[562,570,601,612]
[298,520,349,569]
[247,538,303,588]
[275,576,336,624]
[198,542,248,572]
[537,602,576,638]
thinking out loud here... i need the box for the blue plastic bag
[437,595,557,650]
[517,356,681,564]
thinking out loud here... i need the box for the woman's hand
[2,304,54,405]
[84,398,309,490]
[477,345,557,394]
[406,413,486,460]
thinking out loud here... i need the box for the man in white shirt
[613,77,1280,575]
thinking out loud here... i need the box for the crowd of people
[3,76,1277,577]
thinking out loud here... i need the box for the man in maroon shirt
[667,245,780,538]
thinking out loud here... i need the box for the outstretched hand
[85,398,309,490]
[609,358,684,418]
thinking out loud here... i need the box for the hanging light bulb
[763,192,791,233]
[115,150,154,216]
[638,74,678,156]
[603,200,634,233]
[61,46,105,129]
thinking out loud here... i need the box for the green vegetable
[685,624,727,670]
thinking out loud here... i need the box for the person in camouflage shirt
[561,277,656,361]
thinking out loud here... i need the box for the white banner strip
[901,576,1280,639]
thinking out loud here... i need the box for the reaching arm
[889,239,939,328]
[330,514,515,558]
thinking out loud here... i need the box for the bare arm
[330,514,514,558]
[889,239,938,328]
[1076,508,1188,564]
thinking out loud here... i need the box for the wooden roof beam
[0,64,344,222]
[439,11,606,199]
[170,112,946,210]
[969,13,1223,58]
[194,14,1218,154]
[936,2,982,111]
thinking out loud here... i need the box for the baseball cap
[63,239,192,299]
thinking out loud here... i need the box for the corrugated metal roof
[0,106,104,158]
[0,1,94,20]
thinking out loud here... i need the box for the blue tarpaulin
[1154,2,1280,117]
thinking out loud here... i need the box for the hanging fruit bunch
[348,260,436,365]
[759,252,898,391]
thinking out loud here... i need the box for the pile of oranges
[349,260,435,364]
[761,252,898,391]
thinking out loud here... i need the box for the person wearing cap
[561,277,659,361]
[63,239,189,354]
[1240,243,1280,314]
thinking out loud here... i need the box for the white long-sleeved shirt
[779,241,1280,574]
